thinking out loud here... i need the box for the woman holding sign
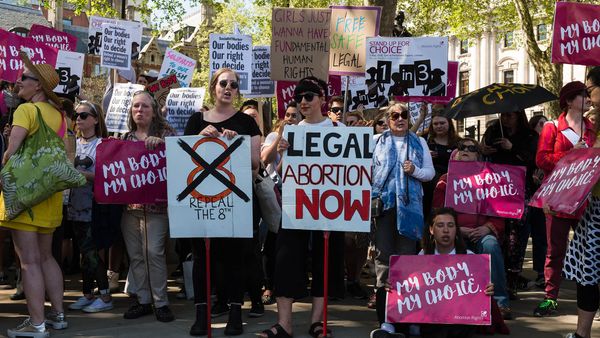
[120,91,176,323]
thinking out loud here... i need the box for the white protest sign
[159,48,196,87]
[209,34,253,94]
[166,135,253,238]
[341,76,377,111]
[166,88,206,135]
[54,50,84,99]
[246,46,275,98]
[365,37,449,103]
[88,17,142,58]
[282,126,373,232]
[100,21,143,70]
[105,83,144,133]
[408,102,432,131]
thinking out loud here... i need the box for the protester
[327,95,344,124]
[137,70,159,87]
[1,60,69,337]
[370,102,434,310]
[67,101,114,313]
[534,81,596,317]
[184,68,261,336]
[561,67,600,338]
[432,138,512,319]
[344,111,365,125]
[120,91,175,323]
[584,108,598,127]
[260,76,345,338]
[373,112,388,135]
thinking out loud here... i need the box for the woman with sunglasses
[66,101,114,313]
[370,102,434,321]
[184,68,261,336]
[260,77,345,338]
[432,138,511,319]
[120,91,176,323]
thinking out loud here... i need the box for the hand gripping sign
[166,135,253,238]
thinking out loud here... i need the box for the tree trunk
[366,0,397,37]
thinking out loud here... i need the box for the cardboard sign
[408,102,431,132]
[88,16,142,58]
[146,74,180,109]
[166,135,253,238]
[281,126,373,232]
[386,254,491,325]
[54,50,85,100]
[28,24,78,52]
[166,88,206,135]
[551,2,600,66]
[105,83,145,133]
[445,161,526,219]
[530,148,600,214]
[276,75,342,118]
[209,34,253,94]
[365,37,449,105]
[246,46,275,98]
[329,6,381,76]
[0,29,58,83]
[159,48,196,87]
[271,7,331,81]
[94,139,167,204]
[100,22,142,70]
[341,75,377,111]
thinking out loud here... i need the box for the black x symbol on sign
[176,137,250,202]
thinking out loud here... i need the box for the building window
[151,54,155,63]
[537,24,547,41]
[504,70,514,84]
[62,18,72,26]
[456,119,465,134]
[460,39,468,54]
[504,32,514,48]
[459,71,470,95]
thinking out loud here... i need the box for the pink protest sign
[445,161,526,219]
[276,75,342,118]
[0,29,58,83]
[397,61,459,104]
[28,24,78,52]
[94,139,167,204]
[551,2,600,66]
[386,254,491,325]
[530,148,600,215]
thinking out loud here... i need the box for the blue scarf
[372,130,425,240]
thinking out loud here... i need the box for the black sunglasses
[21,74,39,82]
[376,120,387,126]
[74,112,96,120]
[458,144,479,153]
[390,110,409,121]
[294,92,320,103]
[330,107,343,114]
[218,80,239,89]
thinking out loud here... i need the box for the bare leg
[311,297,324,323]
[575,308,596,338]
[39,232,64,313]
[260,296,294,337]
[12,230,46,324]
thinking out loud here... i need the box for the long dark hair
[422,207,468,255]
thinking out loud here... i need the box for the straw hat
[19,51,64,109]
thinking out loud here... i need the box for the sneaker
[211,301,229,318]
[370,328,405,338]
[155,305,175,322]
[248,302,264,318]
[367,293,377,309]
[347,282,368,300]
[68,296,95,310]
[533,298,558,317]
[123,302,153,319]
[82,298,114,313]
[45,310,68,330]
[10,291,25,301]
[107,270,120,292]
[565,333,584,338]
[7,318,49,338]
[594,309,600,321]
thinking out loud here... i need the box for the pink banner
[530,148,600,214]
[28,24,78,52]
[551,2,600,66]
[445,161,526,219]
[396,61,459,104]
[0,29,58,83]
[276,75,342,119]
[386,254,491,325]
[94,139,167,204]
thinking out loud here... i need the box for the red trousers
[544,215,578,300]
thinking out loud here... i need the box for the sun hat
[19,51,63,109]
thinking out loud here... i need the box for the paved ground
[0,250,598,338]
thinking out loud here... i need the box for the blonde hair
[209,68,241,102]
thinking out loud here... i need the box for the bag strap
[552,120,580,147]
[32,103,66,138]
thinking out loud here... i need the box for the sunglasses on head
[74,111,96,120]
[218,80,239,89]
[376,120,387,126]
[458,144,479,152]
[21,74,39,82]
[294,92,320,103]
[330,107,343,114]
[390,110,409,121]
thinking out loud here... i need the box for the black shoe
[10,291,25,301]
[123,302,153,319]
[190,304,208,336]
[155,305,175,322]
[248,302,264,318]
[347,281,368,300]
[211,301,229,318]
[224,303,243,336]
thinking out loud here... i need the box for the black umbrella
[443,83,558,120]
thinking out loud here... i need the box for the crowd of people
[0,55,599,338]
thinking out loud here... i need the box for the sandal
[308,322,332,338]
[261,323,293,338]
